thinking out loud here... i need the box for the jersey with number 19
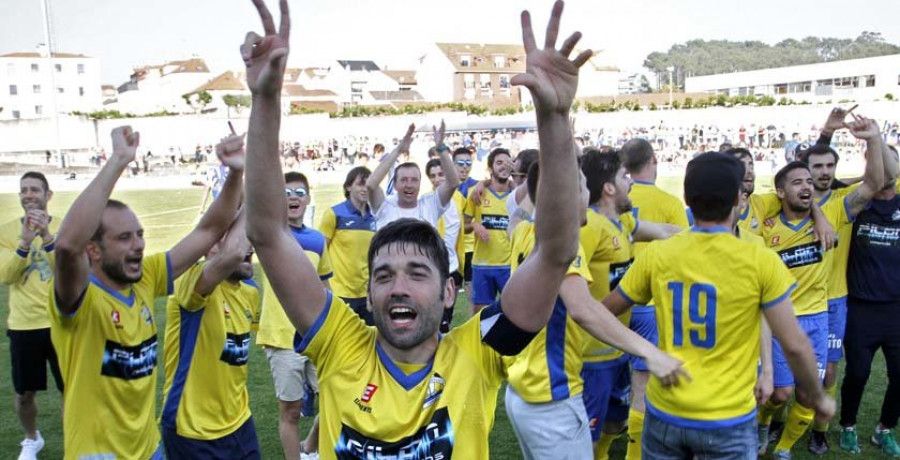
[617,228,796,427]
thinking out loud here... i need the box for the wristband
[436,144,450,154]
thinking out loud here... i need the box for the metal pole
[667,66,674,108]
[39,0,64,168]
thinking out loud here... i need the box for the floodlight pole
[39,0,64,168]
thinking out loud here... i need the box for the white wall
[415,44,456,102]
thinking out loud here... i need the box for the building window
[57,87,64,94]
[9,85,17,96]
[78,63,85,74]
[835,76,858,89]
[6,63,15,75]
[499,75,510,89]
[12,110,20,119]
[79,86,85,96]
[493,55,506,68]
[788,81,812,93]
[480,74,491,90]
[774,84,788,95]
[817,78,834,87]
[31,63,39,72]
[35,105,43,115]
[33,84,41,94]
[865,75,876,87]
[459,55,471,67]
[351,81,364,93]
[55,63,62,73]
[464,74,475,89]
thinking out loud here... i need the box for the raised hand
[110,126,139,164]
[433,120,446,148]
[823,104,857,133]
[242,0,290,97]
[216,134,246,171]
[511,1,592,115]
[845,114,880,141]
[394,123,415,155]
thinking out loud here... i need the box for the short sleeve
[755,193,782,220]
[669,198,690,228]
[464,193,476,218]
[317,244,334,280]
[296,292,374,379]
[172,262,207,312]
[145,252,173,298]
[757,248,798,309]
[617,244,654,305]
[318,208,336,242]
[568,244,593,284]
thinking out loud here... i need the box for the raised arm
[168,135,244,279]
[844,116,885,217]
[500,1,591,332]
[366,124,414,212]
[193,210,250,297]
[54,126,137,312]
[434,121,461,206]
[633,220,681,242]
[242,0,325,334]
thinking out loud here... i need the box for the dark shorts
[464,252,473,282]
[827,297,847,363]
[7,328,63,394]
[341,296,373,326]
[628,306,658,372]
[582,358,631,441]
[472,266,510,306]
[163,416,260,460]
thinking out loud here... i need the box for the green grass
[0,180,893,459]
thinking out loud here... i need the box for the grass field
[0,176,893,459]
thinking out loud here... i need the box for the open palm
[241,0,290,97]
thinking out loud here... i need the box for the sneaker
[301,383,316,417]
[18,431,44,460]
[873,429,900,458]
[840,426,861,454]
[757,424,770,455]
[769,421,785,446]
[808,430,829,455]
[772,449,792,460]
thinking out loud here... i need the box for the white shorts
[264,347,318,402]
[504,386,592,459]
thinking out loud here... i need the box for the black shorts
[464,252,473,282]
[8,328,64,394]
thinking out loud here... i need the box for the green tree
[222,94,252,116]
[182,90,212,114]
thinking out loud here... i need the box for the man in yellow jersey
[319,166,376,324]
[505,152,686,458]
[0,172,61,459]
[464,147,513,314]
[161,211,261,458]
[50,126,244,460]
[757,117,886,460]
[425,158,465,331]
[618,137,690,460]
[242,1,592,456]
[453,147,479,304]
[257,170,332,460]
[603,152,835,459]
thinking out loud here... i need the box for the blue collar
[89,273,135,307]
[817,190,832,207]
[779,212,810,232]
[375,340,437,391]
[690,225,730,234]
[344,199,372,217]
[633,179,655,186]
[739,204,750,221]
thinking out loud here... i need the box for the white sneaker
[18,431,44,460]
[300,453,319,460]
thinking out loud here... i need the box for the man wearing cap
[602,152,833,458]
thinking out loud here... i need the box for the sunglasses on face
[455,160,473,167]
[284,187,308,198]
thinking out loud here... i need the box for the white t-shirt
[440,196,461,274]
[374,192,449,230]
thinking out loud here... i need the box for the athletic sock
[594,431,617,460]
[775,402,815,452]
[625,409,644,460]
[812,384,838,432]
[757,400,785,426]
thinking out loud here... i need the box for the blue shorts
[472,266,510,305]
[827,297,847,363]
[773,312,828,388]
[582,357,631,442]
[163,416,260,460]
[628,306,658,372]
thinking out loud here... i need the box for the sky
[2,0,899,86]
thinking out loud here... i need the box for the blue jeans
[643,410,756,460]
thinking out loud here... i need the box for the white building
[114,58,213,114]
[332,60,401,105]
[685,53,900,102]
[0,52,102,120]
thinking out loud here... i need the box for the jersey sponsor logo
[480,214,509,231]
[423,373,445,409]
[101,336,157,380]
[335,407,453,459]
[771,235,780,245]
[608,259,633,290]
[111,309,121,326]
[777,242,823,269]
[361,383,378,403]
[892,209,900,221]
[22,249,52,284]
[612,236,620,249]
[856,223,900,247]
[220,332,251,366]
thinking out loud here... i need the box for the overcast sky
[2,0,899,85]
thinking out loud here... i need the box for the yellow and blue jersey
[629,181,689,257]
[505,220,593,402]
[464,187,511,267]
[458,178,479,255]
[49,253,172,460]
[818,186,859,301]
[162,262,261,440]
[0,216,61,330]
[618,228,796,428]
[319,201,376,299]
[737,193,780,234]
[257,225,332,350]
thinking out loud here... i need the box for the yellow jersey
[298,292,515,459]
[458,178,479,256]
[578,208,637,366]
[162,262,261,440]
[0,216,60,330]
[618,227,796,428]
[818,186,859,301]
[737,193,781,233]
[756,198,852,316]
[319,201,376,299]
[464,187,511,267]
[629,181,689,257]
[257,225,332,349]
[49,253,172,460]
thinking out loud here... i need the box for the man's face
[454,154,473,181]
[395,167,421,207]
[736,155,755,195]
[511,158,527,187]
[613,167,634,214]
[19,178,51,212]
[285,180,310,223]
[88,207,146,285]
[427,165,445,190]
[777,168,813,214]
[346,175,368,205]
[491,154,511,181]
[807,152,837,192]
[368,243,452,350]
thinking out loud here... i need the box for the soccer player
[757,116,886,460]
[51,126,244,459]
[603,152,835,459]
[319,166,376,324]
[256,171,332,460]
[0,172,61,459]
[161,211,261,458]
[618,137,690,460]
[505,152,686,458]
[453,147,479,302]
[425,158,465,331]
[464,147,513,314]
[241,0,591,455]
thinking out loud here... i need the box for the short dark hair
[284,171,309,189]
[799,144,840,164]
[20,171,50,192]
[373,144,385,155]
[487,148,510,169]
[343,166,370,198]
[394,162,420,178]
[581,149,621,205]
[724,147,753,163]
[684,153,743,222]
[775,161,810,190]
[91,199,131,242]
[515,149,539,175]
[425,159,442,178]
[368,218,450,284]
[452,148,472,160]
[620,138,655,174]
